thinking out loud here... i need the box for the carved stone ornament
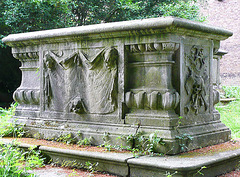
[126,42,180,111]
[43,47,118,114]
[129,42,179,53]
[125,90,179,110]
[184,46,209,115]
[13,89,40,105]
[13,52,39,61]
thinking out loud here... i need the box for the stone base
[14,114,231,155]
[1,138,239,177]
[127,149,240,177]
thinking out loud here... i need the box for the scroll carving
[43,47,118,114]
[184,46,209,115]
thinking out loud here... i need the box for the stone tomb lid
[3,16,233,46]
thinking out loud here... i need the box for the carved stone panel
[43,47,118,114]
[184,45,210,115]
[12,51,40,107]
[125,42,180,111]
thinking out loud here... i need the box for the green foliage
[222,86,240,99]
[60,160,99,174]
[120,131,165,156]
[216,99,240,139]
[76,131,93,146]
[0,0,204,39]
[60,160,82,168]
[157,0,206,22]
[0,102,25,138]
[56,133,77,145]
[68,0,205,26]
[77,137,93,146]
[68,169,78,177]
[175,133,193,152]
[164,166,206,177]
[164,171,178,177]
[174,116,193,152]
[84,161,99,173]
[0,103,44,176]
[0,0,72,48]
[216,86,240,138]
[1,0,71,34]
[99,132,127,152]
[0,143,44,177]
[98,130,165,155]
[0,35,6,48]
[193,166,206,176]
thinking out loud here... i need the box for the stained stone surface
[1,138,240,177]
[2,17,233,154]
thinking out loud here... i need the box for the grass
[216,99,240,139]
[0,143,44,177]
[0,102,25,138]
[0,103,45,177]
[221,86,240,99]
[216,86,240,139]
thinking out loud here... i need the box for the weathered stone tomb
[3,17,233,154]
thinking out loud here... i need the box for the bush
[0,102,25,138]
[0,143,44,177]
[216,86,240,139]
[157,0,206,22]
[0,103,44,177]
[222,86,240,99]
[217,100,240,139]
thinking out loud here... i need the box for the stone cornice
[3,17,232,47]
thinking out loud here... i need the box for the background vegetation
[0,103,44,177]
[216,86,240,139]
[0,0,203,40]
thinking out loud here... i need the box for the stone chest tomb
[3,17,232,154]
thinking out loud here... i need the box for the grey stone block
[39,146,133,176]
[127,149,240,177]
[0,138,239,177]
[2,17,233,154]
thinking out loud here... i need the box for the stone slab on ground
[39,146,133,177]
[1,138,240,177]
[128,149,240,177]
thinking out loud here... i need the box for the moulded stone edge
[0,138,239,177]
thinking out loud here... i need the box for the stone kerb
[3,17,233,155]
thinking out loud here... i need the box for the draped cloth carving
[43,47,118,114]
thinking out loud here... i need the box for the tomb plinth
[3,17,232,154]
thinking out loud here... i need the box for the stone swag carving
[43,47,118,114]
[184,45,209,115]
